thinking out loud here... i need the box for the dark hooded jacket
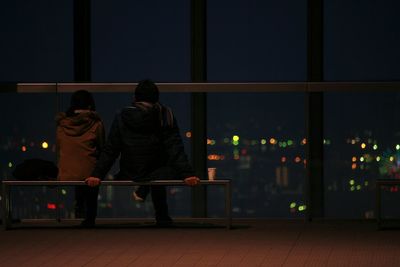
[91,103,194,181]
[56,111,105,181]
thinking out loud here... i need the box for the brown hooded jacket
[56,111,105,181]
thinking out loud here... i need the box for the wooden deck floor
[1,219,400,267]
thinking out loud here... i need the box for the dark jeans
[75,185,99,222]
[140,166,176,221]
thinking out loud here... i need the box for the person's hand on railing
[85,177,101,187]
[184,176,200,186]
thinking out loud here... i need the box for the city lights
[21,145,27,152]
[269,138,277,145]
[185,131,191,138]
[261,138,267,145]
[373,144,378,150]
[42,141,49,149]
[232,135,240,142]
[298,205,306,211]
[376,156,381,162]
[352,157,357,162]
[290,202,296,209]
[396,144,400,150]
[8,162,12,168]
[361,143,366,149]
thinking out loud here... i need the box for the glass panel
[207,0,307,81]
[325,92,400,218]
[92,0,190,82]
[0,93,57,220]
[207,92,306,217]
[324,1,400,81]
[57,92,192,218]
[0,1,73,82]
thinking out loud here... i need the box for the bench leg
[2,184,11,230]
[225,183,232,229]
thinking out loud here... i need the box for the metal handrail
[0,82,400,93]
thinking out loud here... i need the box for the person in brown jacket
[56,90,105,227]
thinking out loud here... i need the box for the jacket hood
[56,111,101,137]
[120,104,161,134]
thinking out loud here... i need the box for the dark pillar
[191,0,207,217]
[306,0,324,220]
[74,0,91,82]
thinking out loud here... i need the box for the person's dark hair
[134,79,159,103]
[66,90,96,116]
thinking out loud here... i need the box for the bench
[1,180,232,230]
[376,179,400,228]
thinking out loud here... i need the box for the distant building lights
[207,139,212,145]
[21,146,27,152]
[301,138,307,145]
[364,181,369,186]
[232,135,240,142]
[290,202,297,209]
[360,157,365,162]
[351,139,356,145]
[47,203,57,210]
[351,163,357,170]
[298,205,306,211]
[281,157,287,163]
[185,131,192,138]
[356,185,361,191]
[349,179,355,185]
[326,139,331,145]
[373,144,378,150]
[8,162,13,168]
[361,143,366,149]
[232,140,239,146]
[376,156,381,162]
[269,138,277,145]
[396,144,400,151]
[61,189,67,195]
[294,156,301,163]
[287,140,293,146]
[390,156,394,162]
[42,142,49,149]
[352,157,357,162]
[210,140,216,145]
[261,139,267,145]
[350,186,355,191]
[282,142,287,148]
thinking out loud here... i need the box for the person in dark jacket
[57,90,105,227]
[86,80,199,225]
